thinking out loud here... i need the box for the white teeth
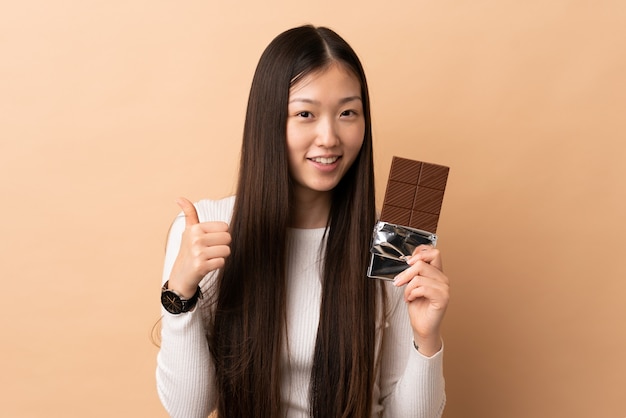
[311,156,339,164]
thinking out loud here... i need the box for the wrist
[413,333,442,357]
[161,281,202,315]
[166,277,198,299]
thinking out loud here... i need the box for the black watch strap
[161,281,202,314]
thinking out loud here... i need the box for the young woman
[157,25,449,418]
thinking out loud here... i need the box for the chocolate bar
[379,157,449,233]
[368,157,449,280]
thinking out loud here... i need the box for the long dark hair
[209,25,380,418]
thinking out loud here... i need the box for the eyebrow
[288,96,362,105]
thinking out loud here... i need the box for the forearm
[379,284,446,417]
[156,310,215,418]
[382,347,446,418]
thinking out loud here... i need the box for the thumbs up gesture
[167,197,232,298]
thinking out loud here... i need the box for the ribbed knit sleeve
[156,197,235,418]
[377,282,446,417]
[156,196,445,417]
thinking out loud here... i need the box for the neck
[290,189,332,229]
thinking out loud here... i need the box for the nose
[315,117,340,148]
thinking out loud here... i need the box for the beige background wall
[1,1,625,417]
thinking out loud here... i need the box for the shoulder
[194,195,236,224]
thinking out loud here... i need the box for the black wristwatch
[161,281,202,314]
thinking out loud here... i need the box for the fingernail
[393,276,400,286]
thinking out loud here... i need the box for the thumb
[176,197,200,226]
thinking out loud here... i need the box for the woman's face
[286,63,365,200]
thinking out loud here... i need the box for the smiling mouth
[309,156,340,164]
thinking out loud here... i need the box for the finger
[394,260,448,287]
[404,275,448,303]
[187,256,228,279]
[412,244,434,256]
[408,247,442,270]
[197,221,230,235]
[204,257,227,273]
[176,197,200,226]
[192,229,231,247]
[200,245,231,262]
[406,285,449,308]
[194,233,232,249]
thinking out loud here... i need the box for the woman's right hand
[167,197,232,298]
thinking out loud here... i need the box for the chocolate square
[380,156,449,233]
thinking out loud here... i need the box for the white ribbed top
[157,196,445,418]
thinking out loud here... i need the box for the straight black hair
[209,25,381,418]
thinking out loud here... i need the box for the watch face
[161,291,183,314]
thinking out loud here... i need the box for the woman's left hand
[393,245,450,356]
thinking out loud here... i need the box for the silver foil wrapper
[367,221,437,280]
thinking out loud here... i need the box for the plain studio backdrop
[1,1,625,417]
